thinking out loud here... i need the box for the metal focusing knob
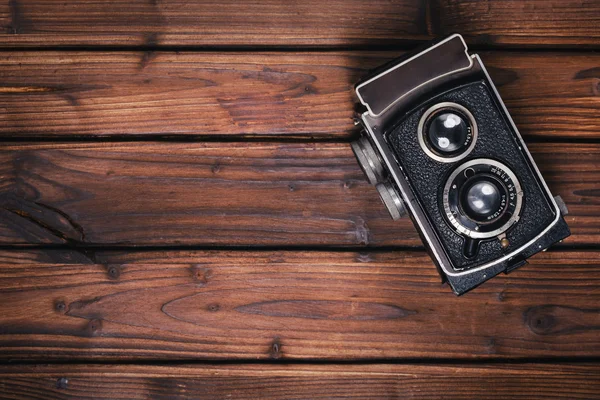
[351,134,407,220]
[376,182,407,220]
[554,195,569,216]
[350,136,385,185]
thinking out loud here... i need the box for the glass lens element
[427,111,470,155]
[464,181,502,219]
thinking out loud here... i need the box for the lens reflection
[427,111,470,155]
[464,181,501,219]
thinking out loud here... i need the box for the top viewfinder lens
[417,102,477,163]
[426,111,471,156]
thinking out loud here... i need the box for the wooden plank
[435,0,600,48]
[0,363,598,399]
[0,1,598,48]
[0,142,597,247]
[1,51,599,139]
[0,249,598,360]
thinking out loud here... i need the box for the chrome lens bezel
[443,158,523,239]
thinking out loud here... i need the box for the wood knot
[106,265,121,280]
[524,305,599,336]
[304,85,318,95]
[87,319,103,336]
[211,163,221,173]
[56,377,69,389]
[207,303,220,312]
[54,300,67,313]
[191,265,212,284]
[270,337,282,359]
[524,306,557,335]
[497,290,506,302]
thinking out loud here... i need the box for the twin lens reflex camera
[351,34,570,295]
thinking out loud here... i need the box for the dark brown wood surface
[1,363,599,400]
[0,142,597,247]
[0,249,598,361]
[1,52,599,139]
[1,0,599,48]
[1,1,599,398]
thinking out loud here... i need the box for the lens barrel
[443,159,523,239]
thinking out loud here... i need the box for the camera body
[351,34,570,295]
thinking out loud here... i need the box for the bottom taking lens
[459,175,507,224]
[443,158,523,240]
[464,181,502,218]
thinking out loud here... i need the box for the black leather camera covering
[385,80,557,270]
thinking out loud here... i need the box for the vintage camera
[351,34,570,295]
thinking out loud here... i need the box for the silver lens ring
[350,136,385,185]
[418,102,478,163]
[443,158,523,239]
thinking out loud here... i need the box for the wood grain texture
[0,0,599,48]
[0,363,599,399]
[0,249,598,360]
[0,0,597,394]
[0,142,597,247]
[435,0,600,48]
[1,51,599,138]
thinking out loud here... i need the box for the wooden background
[0,0,599,398]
